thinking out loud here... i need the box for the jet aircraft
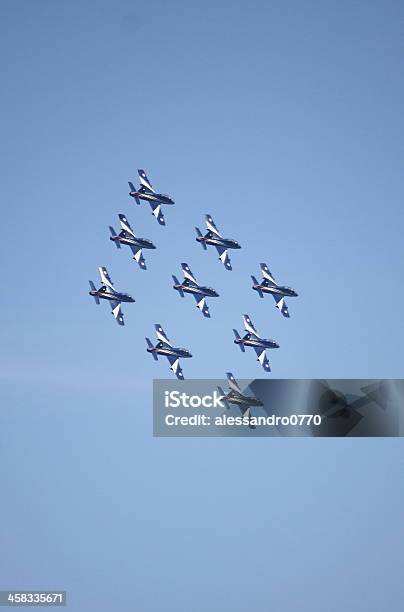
[89,267,135,326]
[233,315,279,372]
[146,324,192,379]
[195,214,241,270]
[252,263,298,318]
[218,372,264,429]
[172,263,219,318]
[128,169,174,226]
[109,214,156,270]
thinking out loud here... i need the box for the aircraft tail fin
[109,226,121,248]
[251,276,263,297]
[89,281,100,304]
[195,227,207,249]
[217,387,230,410]
[128,182,140,204]
[233,329,245,352]
[146,337,158,360]
[172,276,184,297]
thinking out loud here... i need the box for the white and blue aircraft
[233,315,279,372]
[109,214,156,270]
[89,267,135,326]
[251,263,298,318]
[172,263,219,318]
[128,169,174,226]
[218,372,264,429]
[195,214,241,270]
[146,324,192,379]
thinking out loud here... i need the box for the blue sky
[1,1,404,610]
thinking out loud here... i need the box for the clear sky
[1,1,403,610]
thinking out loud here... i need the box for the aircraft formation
[89,168,298,378]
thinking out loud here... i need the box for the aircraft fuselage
[174,282,219,298]
[129,190,174,205]
[225,392,263,408]
[235,335,279,350]
[110,235,156,249]
[197,235,241,250]
[147,345,192,359]
[89,289,135,303]
[254,283,298,297]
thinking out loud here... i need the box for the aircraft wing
[216,246,232,270]
[254,347,271,372]
[181,263,198,284]
[193,294,210,318]
[167,355,184,380]
[226,372,241,393]
[110,300,124,326]
[118,214,135,237]
[205,214,221,236]
[138,169,155,193]
[130,246,146,269]
[98,266,115,290]
[272,294,290,318]
[243,315,259,337]
[149,202,165,226]
[155,324,171,346]
[260,263,277,285]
